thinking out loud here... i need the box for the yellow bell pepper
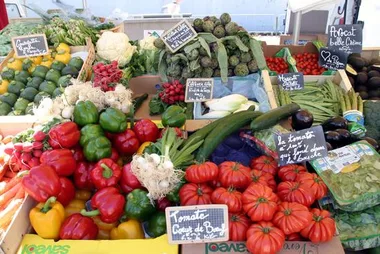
[92,216,118,240]
[0,80,9,94]
[40,57,53,68]
[29,197,65,239]
[64,199,85,218]
[6,58,23,71]
[55,50,71,64]
[137,142,152,155]
[110,220,145,240]
[75,190,92,201]
[56,43,71,54]
[30,56,43,65]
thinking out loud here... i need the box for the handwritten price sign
[328,25,363,54]
[11,34,49,58]
[318,47,348,71]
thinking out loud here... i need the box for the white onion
[163,160,174,170]
[149,154,161,166]
[159,180,169,188]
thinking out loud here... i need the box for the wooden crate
[262,69,352,109]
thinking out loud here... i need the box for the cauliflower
[96,32,137,67]
[139,36,157,51]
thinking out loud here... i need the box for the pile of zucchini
[0,57,83,116]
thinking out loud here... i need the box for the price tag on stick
[327,24,363,54]
[278,72,304,91]
[165,205,229,244]
[185,78,213,102]
[161,20,197,53]
[275,126,328,166]
[11,34,49,58]
[319,47,348,71]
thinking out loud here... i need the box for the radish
[28,157,40,168]
[32,141,43,150]
[33,150,43,158]
[13,143,23,151]
[3,145,14,155]
[33,131,46,141]
[21,152,32,162]
[22,143,33,153]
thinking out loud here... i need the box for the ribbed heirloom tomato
[211,187,242,213]
[218,161,251,189]
[300,209,336,243]
[185,162,218,184]
[286,233,303,241]
[242,183,278,221]
[179,183,212,206]
[296,172,328,200]
[246,222,285,254]
[272,202,312,235]
[228,213,250,241]
[249,170,277,192]
[277,181,315,207]
[278,164,307,182]
[250,156,278,175]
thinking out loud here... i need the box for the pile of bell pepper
[16,101,175,240]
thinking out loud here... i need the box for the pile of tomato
[294,53,326,75]
[265,57,289,74]
[179,155,336,254]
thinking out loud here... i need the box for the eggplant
[325,142,333,151]
[322,117,348,132]
[224,133,245,149]
[335,129,352,146]
[324,131,341,148]
[361,137,379,150]
[291,109,314,131]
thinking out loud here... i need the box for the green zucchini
[52,87,64,98]
[14,98,30,112]
[45,69,61,84]
[1,68,15,80]
[0,93,18,107]
[51,60,66,72]
[25,102,34,115]
[34,92,50,105]
[26,76,44,89]
[195,111,263,161]
[20,87,39,101]
[68,57,84,71]
[7,81,25,95]
[32,65,49,79]
[39,81,57,95]
[0,101,12,116]
[250,103,300,132]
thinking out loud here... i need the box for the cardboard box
[261,41,318,58]
[181,237,344,254]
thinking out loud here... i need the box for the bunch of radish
[92,61,123,92]
[158,80,185,104]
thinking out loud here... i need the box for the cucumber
[195,111,263,161]
[132,93,148,112]
[250,103,300,132]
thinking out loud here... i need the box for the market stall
[0,7,379,254]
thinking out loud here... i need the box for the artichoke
[202,20,215,33]
[248,59,259,73]
[213,25,226,38]
[210,58,219,69]
[229,55,240,67]
[199,46,208,56]
[181,66,194,79]
[234,63,249,77]
[213,68,221,77]
[228,69,234,77]
[201,67,214,78]
[210,16,218,23]
[193,18,204,32]
[200,56,212,68]
[240,52,252,63]
[220,13,232,25]
[225,22,239,35]
[168,64,182,78]
[186,49,200,61]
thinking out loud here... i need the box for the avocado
[368,70,380,79]
[348,57,365,71]
[368,89,380,98]
[355,85,367,92]
[355,72,368,85]
[362,66,368,72]
[370,65,380,73]
[346,64,358,77]
[348,76,355,86]
[369,97,380,100]
[370,57,380,65]
[359,91,369,99]
[368,77,380,89]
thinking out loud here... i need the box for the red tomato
[179,183,212,206]
[185,162,218,184]
[218,161,251,189]
[211,187,243,213]
[272,202,312,235]
[277,181,315,207]
[286,233,303,241]
[250,155,278,175]
[249,170,276,192]
[300,209,336,243]
[246,222,285,254]
[242,183,278,222]
[278,164,307,182]
[296,172,328,200]
[229,213,250,241]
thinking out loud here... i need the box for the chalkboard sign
[318,47,348,71]
[278,72,304,91]
[11,34,49,58]
[165,205,229,244]
[275,126,328,166]
[161,20,197,53]
[328,24,363,54]
[185,78,213,102]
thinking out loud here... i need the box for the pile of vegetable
[265,57,289,74]
[364,100,380,144]
[346,55,380,100]
[0,43,84,116]
[179,157,335,251]
[155,13,266,83]
[293,52,326,75]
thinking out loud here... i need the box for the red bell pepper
[81,187,125,223]
[48,122,80,149]
[40,149,76,176]
[59,214,98,240]
[120,163,143,194]
[57,177,76,207]
[74,162,95,190]
[21,165,61,202]
[73,146,85,162]
[90,158,121,190]
[108,148,120,162]
[113,130,140,155]
[133,119,159,143]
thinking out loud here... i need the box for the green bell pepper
[161,105,186,127]
[73,101,99,126]
[0,101,11,116]
[83,136,112,162]
[125,189,156,221]
[99,108,127,133]
[146,212,167,238]
[80,124,105,146]
[166,179,185,203]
